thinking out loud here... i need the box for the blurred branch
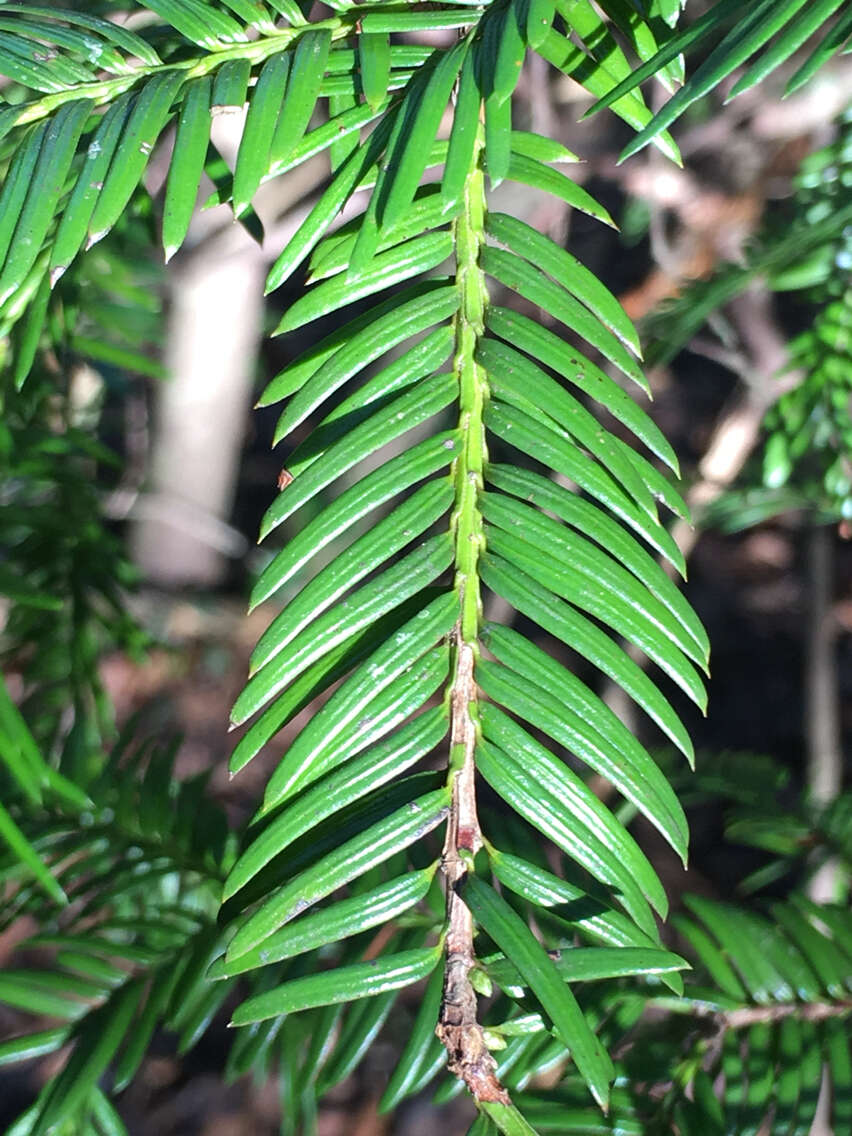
[673,285,803,562]
[805,525,843,904]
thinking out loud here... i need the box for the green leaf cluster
[0,2,849,1133]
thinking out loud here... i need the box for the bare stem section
[436,152,508,1105]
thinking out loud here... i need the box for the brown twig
[719,1001,851,1030]
[435,632,509,1105]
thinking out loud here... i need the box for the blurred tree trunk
[131,110,322,587]
[131,234,262,587]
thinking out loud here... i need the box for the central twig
[436,146,509,1105]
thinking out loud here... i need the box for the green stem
[436,137,508,1107]
[446,141,487,855]
[452,159,489,645]
[9,18,358,130]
